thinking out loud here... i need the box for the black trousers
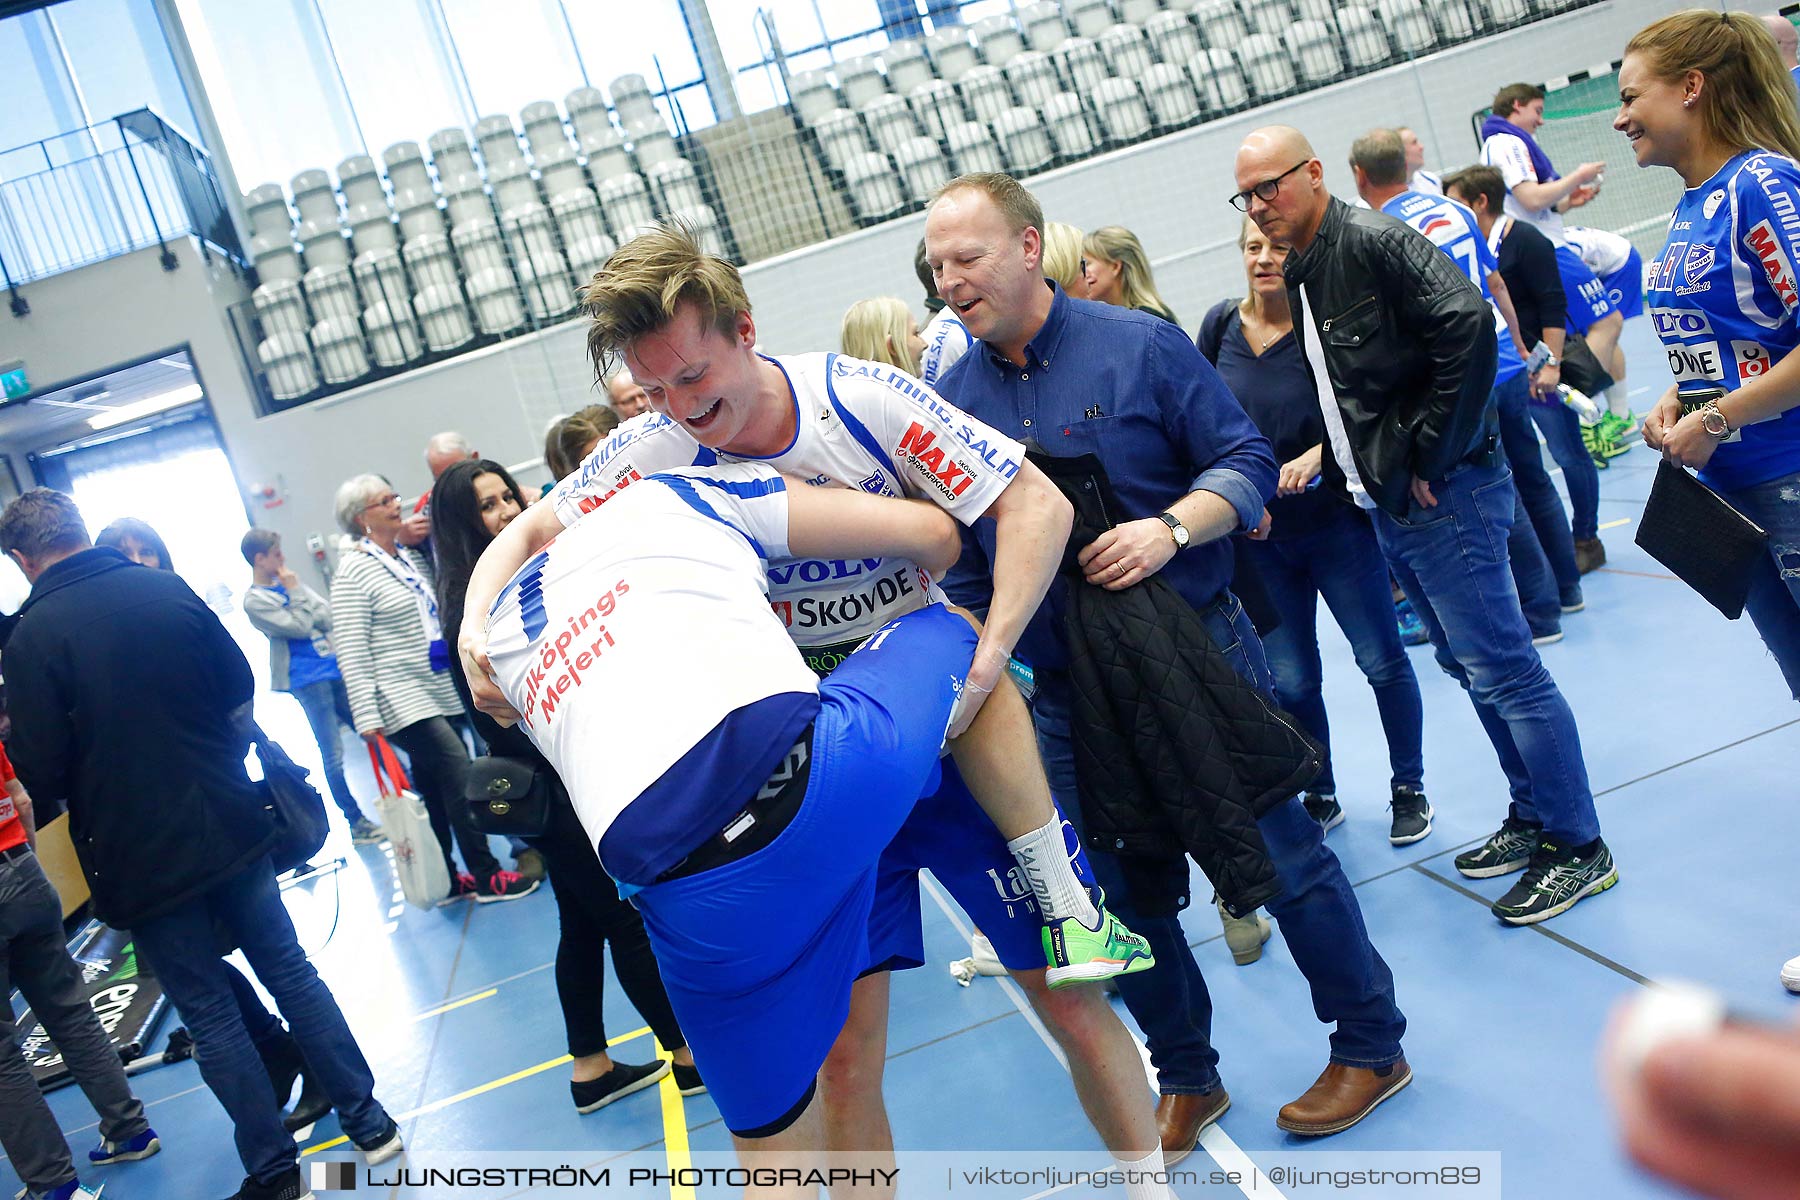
[534,797,685,1058]
[387,716,500,882]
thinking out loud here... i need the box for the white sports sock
[1116,1146,1172,1200]
[1606,387,1632,418]
[1006,817,1099,928]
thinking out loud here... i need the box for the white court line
[920,875,1287,1200]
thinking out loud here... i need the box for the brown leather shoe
[1156,1088,1230,1164]
[1275,1059,1411,1136]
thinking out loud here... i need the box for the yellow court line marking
[655,1038,696,1200]
[413,989,497,1021]
[1598,517,1633,531]
[302,1027,655,1156]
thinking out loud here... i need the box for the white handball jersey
[1562,226,1632,278]
[547,352,1023,651]
[919,307,975,386]
[1481,130,1566,245]
[486,464,818,850]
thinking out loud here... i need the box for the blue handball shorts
[629,603,975,1138]
[1600,246,1645,321]
[866,763,1094,976]
[1556,243,1622,335]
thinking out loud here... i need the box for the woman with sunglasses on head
[328,474,536,904]
[430,460,701,1110]
[1623,12,1800,700]
[1618,10,1800,995]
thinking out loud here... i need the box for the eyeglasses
[362,493,400,511]
[1229,160,1313,212]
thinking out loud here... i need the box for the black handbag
[1636,460,1769,619]
[253,728,330,874]
[465,755,553,837]
[1558,333,1615,398]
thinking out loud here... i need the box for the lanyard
[360,540,442,644]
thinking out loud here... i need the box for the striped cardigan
[328,545,461,735]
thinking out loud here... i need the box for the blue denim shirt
[938,285,1277,670]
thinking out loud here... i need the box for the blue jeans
[1373,462,1600,843]
[1529,398,1601,542]
[0,852,150,1196]
[291,678,365,825]
[1495,372,1583,604]
[1720,469,1800,700]
[1248,503,1425,796]
[133,856,389,1185]
[1032,594,1406,1091]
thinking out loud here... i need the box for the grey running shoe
[1492,839,1619,925]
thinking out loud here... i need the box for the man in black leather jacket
[1234,126,1617,929]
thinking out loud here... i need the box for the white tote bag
[369,736,451,909]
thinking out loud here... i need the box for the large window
[6,0,1008,194]
[315,0,471,159]
[439,0,584,122]
[173,0,362,190]
[561,0,710,130]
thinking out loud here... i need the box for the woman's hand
[1642,386,1682,451]
[1659,408,1722,471]
[1530,361,1561,402]
[1277,444,1324,496]
[360,728,385,743]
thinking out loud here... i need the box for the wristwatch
[1157,511,1190,549]
[1700,398,1733,440]
[1542,353,1560,368]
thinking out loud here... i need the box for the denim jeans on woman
[1528,396,1601,543]
[1372,461,1600,844]
[1718,469,1800,699]
[1247,501,1425,798]
[1031,593,1406,1094]
[132,856,390,1186]
[1494,372,1583,606]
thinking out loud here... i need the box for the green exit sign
[0,360,25,400]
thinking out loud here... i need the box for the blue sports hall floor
[7,320,1795,1199]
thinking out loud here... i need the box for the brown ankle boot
[1156,1088,1230,1163]
[1276,1059,1411,1136]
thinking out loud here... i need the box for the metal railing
[0,109,246,298]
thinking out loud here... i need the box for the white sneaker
[16,1186,103,1200]
[1782,955,1800,994]
[970,932,1007,977]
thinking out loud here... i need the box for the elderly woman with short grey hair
[328,473,536,903]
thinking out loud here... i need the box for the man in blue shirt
[927,171,1409,1150]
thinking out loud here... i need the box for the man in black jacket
[1236,126,1616,926]
[1,489,400,1200]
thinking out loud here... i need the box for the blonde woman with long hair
[1083,225,1178,324]
[1617,2,1800,1020]
[840,296,925,375]
[1039,221,1088,295]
